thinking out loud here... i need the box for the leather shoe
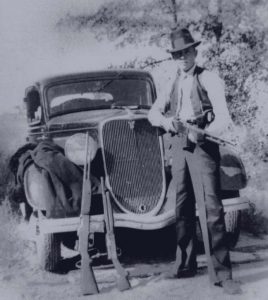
[176,268,197,278]
[216,279,242,295]
[165,268,197,279]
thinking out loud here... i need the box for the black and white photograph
[0,0,268,299]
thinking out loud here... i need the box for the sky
[0,0,108,114]
[0,0,164,114]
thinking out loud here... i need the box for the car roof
[35,69,155,88]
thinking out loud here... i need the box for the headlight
[65,133,98,165]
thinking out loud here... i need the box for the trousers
[171,135,232,283]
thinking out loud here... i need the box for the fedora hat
[167,28,201,53]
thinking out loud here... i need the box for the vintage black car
[19,69,248,274]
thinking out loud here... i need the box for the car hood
[46,108,149,131]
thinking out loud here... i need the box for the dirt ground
[1,231,268,300]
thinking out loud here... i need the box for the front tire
[36,232,61,272]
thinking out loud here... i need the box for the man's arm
[200,71,233,136]
[148,97,175,132]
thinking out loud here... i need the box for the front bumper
[35,197,248,234]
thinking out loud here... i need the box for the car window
[50,92,114,107]
[46,78,153,116]
[25,88,42,124]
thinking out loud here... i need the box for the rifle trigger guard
[117,247,122,257]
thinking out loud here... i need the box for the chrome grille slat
[102,118,164,214]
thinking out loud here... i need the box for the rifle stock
[78,132,99,295]
[78,216,99,295]
[101,177,131,291]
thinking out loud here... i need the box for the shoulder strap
[190,66,214,118]
[194,66,206,92]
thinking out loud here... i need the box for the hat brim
[166,41,201,53]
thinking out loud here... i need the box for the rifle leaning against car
[101,177,131,291]
[77,132,130,295]
[78,132,99,295]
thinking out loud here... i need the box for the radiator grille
[102,118,164,214]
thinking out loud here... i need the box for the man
[148,28,241,295]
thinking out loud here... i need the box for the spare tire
[196,210,241,252]
[224,210,241,249]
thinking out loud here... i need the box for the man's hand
[161,117,177,133]
[171,116,186,134]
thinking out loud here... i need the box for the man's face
[172,46,197,72]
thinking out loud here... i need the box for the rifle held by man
[172,115,236,147]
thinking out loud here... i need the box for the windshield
[46,78,153,117]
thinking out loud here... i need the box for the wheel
[224,210,241,249]
[36,232,62,272]
[61,231,77,250]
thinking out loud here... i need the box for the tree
[56,0,267,127]
[56,0,176,47]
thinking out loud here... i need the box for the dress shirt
[148,64,233,137]
[176,64,195,120]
